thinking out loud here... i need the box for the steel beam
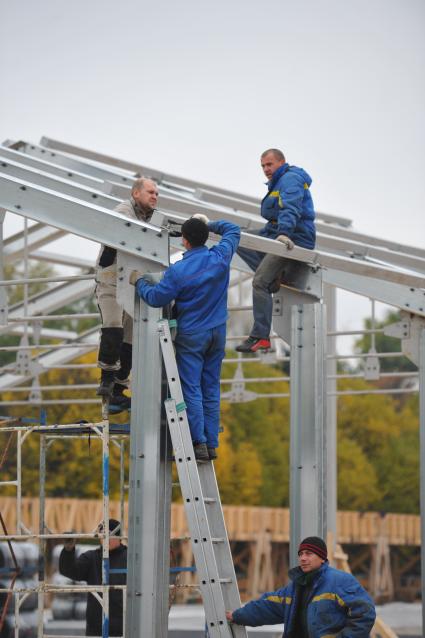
[317,220,425,261]
[1,279,94,336]
[153,193,425,273]
[19,138,425,261]
[289,303,327,565]
[30,250,93,270]
[323,268,425,317]
[0,145,105,188]
[4,222,65,264]
[0,173,169,266]
[154,210,425,295]
[0,208,6,325]
[0,157,119,210]
[39,137,354,228]
[9,141,134,184]
[7,141,423,279]
[38,137,268,201]
[317,232,425,275]
[5,325,77,340]
[0,326,98,390]
[231,241,425,321]
[126,296,171,638]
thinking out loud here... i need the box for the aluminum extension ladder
[158,319,247,638]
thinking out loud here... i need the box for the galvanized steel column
[289,302,327,566]
[0,209,7,326]
[125,294,172,638]
[419,328,425,636]
[324,285,337,553]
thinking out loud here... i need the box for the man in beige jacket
[95,177,158,410]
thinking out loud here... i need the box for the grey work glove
[140,273,156,284]
[130,271,157,286]
[192,213,209,224]
[276,235,295,250]
[63,531,76,551]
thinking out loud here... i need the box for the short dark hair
[261,148,286,162]
[181,218,209,247]
[97,519,121,536]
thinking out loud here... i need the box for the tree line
[0,263,419,513]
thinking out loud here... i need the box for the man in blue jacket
[132,215,240,461]
[226,536,376,637]
[236,148,316,353]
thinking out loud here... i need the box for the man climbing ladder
[131,215,240,461]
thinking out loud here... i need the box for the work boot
[193,443,210,462]
[207,448,217,460]
[109,385,131,414]
[235,337,271,353]
[96,372,115,397]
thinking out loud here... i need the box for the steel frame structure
[0,136,424,636]
[0,414,128,638]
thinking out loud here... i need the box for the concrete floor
[376,602,422,638]
[44,601,423,637]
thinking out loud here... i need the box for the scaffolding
[0,136,424,637]
[0,413,129,637]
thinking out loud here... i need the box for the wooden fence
[0,497,420,546]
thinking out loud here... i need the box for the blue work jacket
[232,562,376,637]
[261,163,316,249]
[136,220,240,334]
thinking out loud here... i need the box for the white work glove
[276,235,294,250]
[129,270,143,286]
[63,531,76,551]
[192,213,209,224]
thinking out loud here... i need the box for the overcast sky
[1,0,424,344]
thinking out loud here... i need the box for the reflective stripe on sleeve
[265,595,292,605]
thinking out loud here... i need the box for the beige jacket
[95,197,154,270]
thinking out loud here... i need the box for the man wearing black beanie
[226,535,376,637]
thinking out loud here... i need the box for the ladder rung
[219,578,232,584]
[211,537,225,543]
[203,497,217,504]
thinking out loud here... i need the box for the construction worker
[131,215,240,461]
[236,148,316,353]
[95,177,158,411]
[226,536,376,637]
[59,519,127,637]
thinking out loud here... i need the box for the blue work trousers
[237,231,291,339]
[174,324,226,448]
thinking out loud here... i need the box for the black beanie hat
[298,536,327,561]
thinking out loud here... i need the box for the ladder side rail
[159,320,247,637]
[158,322,229,633]
[164,400,226,638]
[198,464,245,613]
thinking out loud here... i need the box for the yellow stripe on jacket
[265,595,292,605]
[268,191,283,208]
[312,592,346,607]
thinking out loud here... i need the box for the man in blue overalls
[236,148,316,353]
[132,215,240,461]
